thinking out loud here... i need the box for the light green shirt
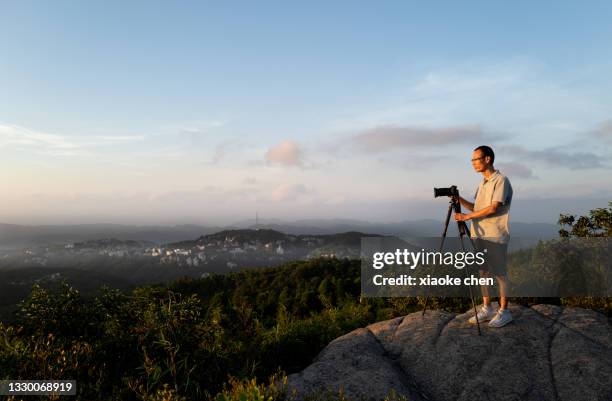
[470,170,513,244]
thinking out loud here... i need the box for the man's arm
[455,201,501,222]
[456,196,474,212]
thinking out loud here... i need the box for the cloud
[212,139,241,164]
[496,162,537,179]
[591,120,612,143]
[270,183,307,201]
[0,123,80,150]
[92,135,146,144]
[0,123,149,158]
[348,124,485,153]
[265,140,304,167]
[146,185,262,204]
[500,145,607,170]
[160,120,227,136]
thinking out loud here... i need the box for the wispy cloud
[500,145,607,170]
[0,123,147,157]
[211,138,242,164]
[496,162,537,179]
[92,135,146,143]
[347,124,484,153]
[270,183,308,201]
[324,58,607,148]
[0,123,80,150]
[591,119,612,143]
[160,120,227,136]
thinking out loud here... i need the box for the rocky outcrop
[287,304,612,401]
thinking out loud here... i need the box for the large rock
[287,304,612,401]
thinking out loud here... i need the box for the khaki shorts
[473,238,508,277]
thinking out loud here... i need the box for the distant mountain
[240,219,446,236]
[0,219,559,251]
[0,223,224,249]
[198,228,290,244]
[167,229,381,249]
[238,220,558,246]
[72,238,156,249]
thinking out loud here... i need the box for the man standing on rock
[453,145,514,328]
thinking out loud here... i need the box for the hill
[288,304,612,401]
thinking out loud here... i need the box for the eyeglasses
[471,156,485,162]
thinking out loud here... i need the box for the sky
[1,1,611,225]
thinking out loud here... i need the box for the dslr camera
[433,185,459,198]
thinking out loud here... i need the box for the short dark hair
[474,145,495,164]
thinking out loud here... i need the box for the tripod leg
[459,222,481,335]
[423,202,454,316]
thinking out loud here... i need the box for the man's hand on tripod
[457,202,502,221]
[455,212,469,222]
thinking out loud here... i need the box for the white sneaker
[468,305,497,324]
[488,309,513,328]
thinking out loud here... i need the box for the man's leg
[468,269,496,324]
[487,240,509,310]
[496,274,508,309]
[480,269,492,306]
[476,238,493,306]
[468,238,498,324]
[488,274,513,327]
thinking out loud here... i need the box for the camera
[433,185,459,198]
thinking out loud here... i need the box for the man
[454,145,514,328]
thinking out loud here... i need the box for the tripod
[422,195,482,335]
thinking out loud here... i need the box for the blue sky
[1,2,611,225]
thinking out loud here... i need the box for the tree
[557,201,611,312]
[558,201,612,238]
